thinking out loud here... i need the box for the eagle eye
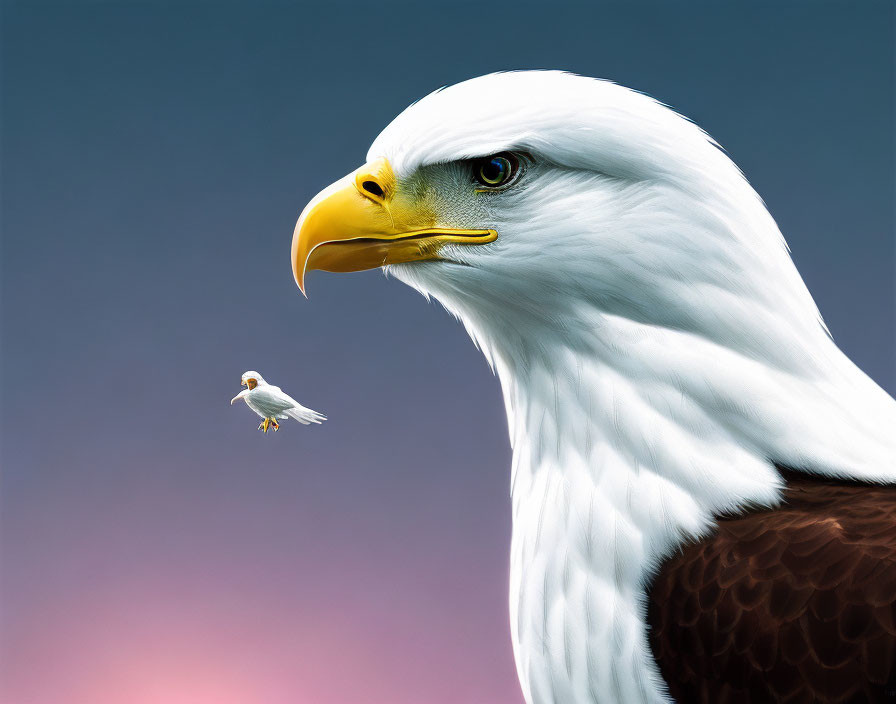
[473,152,519,189]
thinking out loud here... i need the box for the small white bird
[230,370,326,433]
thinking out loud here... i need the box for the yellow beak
[291,157,497,294]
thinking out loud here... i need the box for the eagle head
[292,71,822,364]
[292,70,896,486]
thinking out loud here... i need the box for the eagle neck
[489,320,784,704]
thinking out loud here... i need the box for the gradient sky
[1,2,893,703]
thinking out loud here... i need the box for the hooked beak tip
[294,267,308,298]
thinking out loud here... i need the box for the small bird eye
[474,153,518,189]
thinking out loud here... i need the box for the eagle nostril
[361,180,385,198]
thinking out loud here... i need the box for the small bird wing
[247,386,297,417]
[247,386,326,424]
[243,399,267,419]
[285,404,327,425]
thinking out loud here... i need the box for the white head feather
[240,370,267,386]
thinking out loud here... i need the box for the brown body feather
[647,469,896,703]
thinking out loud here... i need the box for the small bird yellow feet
[257,417,280,433]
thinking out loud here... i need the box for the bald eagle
[291,71,896,703]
